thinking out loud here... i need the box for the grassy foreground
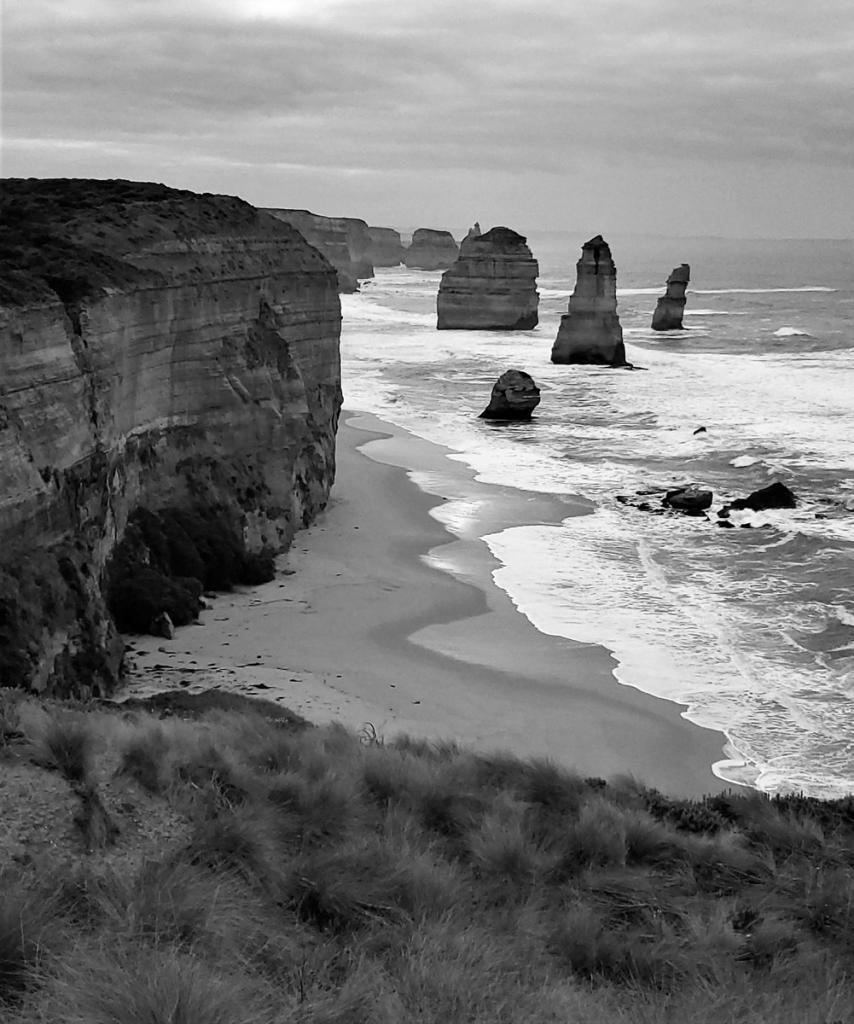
[1,690,852,1024]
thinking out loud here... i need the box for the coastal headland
[125,411,730,799]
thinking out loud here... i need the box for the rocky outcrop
[663,485,713,515]
[479,370,541,420]
[436,227,539,331]
[719,482,797,519]
[264,208,374,292]
[367,227,405,267]
[551,236,627,366]
[652,264,690,331]
[403,229,459,271]
[0,178,342,697]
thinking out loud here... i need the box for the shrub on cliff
[105,506,274,635]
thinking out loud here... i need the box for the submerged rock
[479,369,541,420]
[720,482,798,517]
[663,485,713,515]
[404,228,459,271]
[551,236,627,366]
[437,226,539,330]
[652,264,690,331]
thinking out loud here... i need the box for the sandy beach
[121,410,731,798]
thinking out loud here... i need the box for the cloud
[3,0,853,233]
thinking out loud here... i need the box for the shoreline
[121,410,732,798]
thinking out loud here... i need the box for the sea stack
[265,208,374,292]
[437,226,539,330]
[551,235,626,366]
[479,369,541,420]
[367,226,405,267]
[652,264,690,331]
[403,228,459,271]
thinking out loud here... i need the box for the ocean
[339,231,854,799]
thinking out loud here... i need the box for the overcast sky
[3,0,853,237]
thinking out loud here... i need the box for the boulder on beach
[663,485,713,515]
[652,264,690,331]
[403,228,459,271]
[551,235,627,366]
[719,481,798,517]
[437,226,539,330]
[479,369,541,420]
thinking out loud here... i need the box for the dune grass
[2,696,853,1023]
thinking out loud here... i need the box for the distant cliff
[367,226,405,267]
[404,229,459,271]
[0,179,342,697]
[265,208,374,292]
[437,226,538,330]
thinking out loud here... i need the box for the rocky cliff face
[403,229,459,271]
[0,179,342,697]
[367,227,405,267]
[437,227,539,330]
[265,209,374,292]
[551,235,627,366]
[652,264,690,331]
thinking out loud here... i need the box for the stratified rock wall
[652,264,690,331]
[437,227,539,330]
[0,179,342,696]
[367,227,405,267]
[265,208,374,291]
[403,229,459,271]
[551,236,626,366]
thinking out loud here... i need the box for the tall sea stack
[652,264,690,331]
[437,226,539,330]
[551,235,626,366]
[403,229,459,271]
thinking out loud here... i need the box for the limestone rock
[404,229,459,271]
[479,370,541,420]
[265,208,374,291]
[551,236,627,366]
[652,264,690,331]
[719,482,797,517]
[149,611,175,639]
[437,226,539,330]
[0,178,342,697]
[367,226,405,267]
[663,485,713,515]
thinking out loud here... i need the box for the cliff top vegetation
[0,178,315,307]
[1,688,852,1023]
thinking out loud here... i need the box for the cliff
[0,178,342,697]
[403,228,459,271]
[437,226,539,330]
[551,235,627,366]
[367,226,405,267]
[264,208,374,292]
[652,264,690,331]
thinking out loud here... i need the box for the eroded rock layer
[652,264,690,331]
[367,227,405,267]
[403,229,459,271]
[265,208,374,292]
[0,178,342,696]
[437,226,539,330]
[551,235,626,366]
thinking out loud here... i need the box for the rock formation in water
[367,226,405,267]
[403,229,459,271]
[652,264,690,331]
[478,370,541,420]
[551,236,627,366]
[437,226,539,330]
[718,482,797,519]
[0,178,342,697]
[662,485,713,515]
[265,208,374,292]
